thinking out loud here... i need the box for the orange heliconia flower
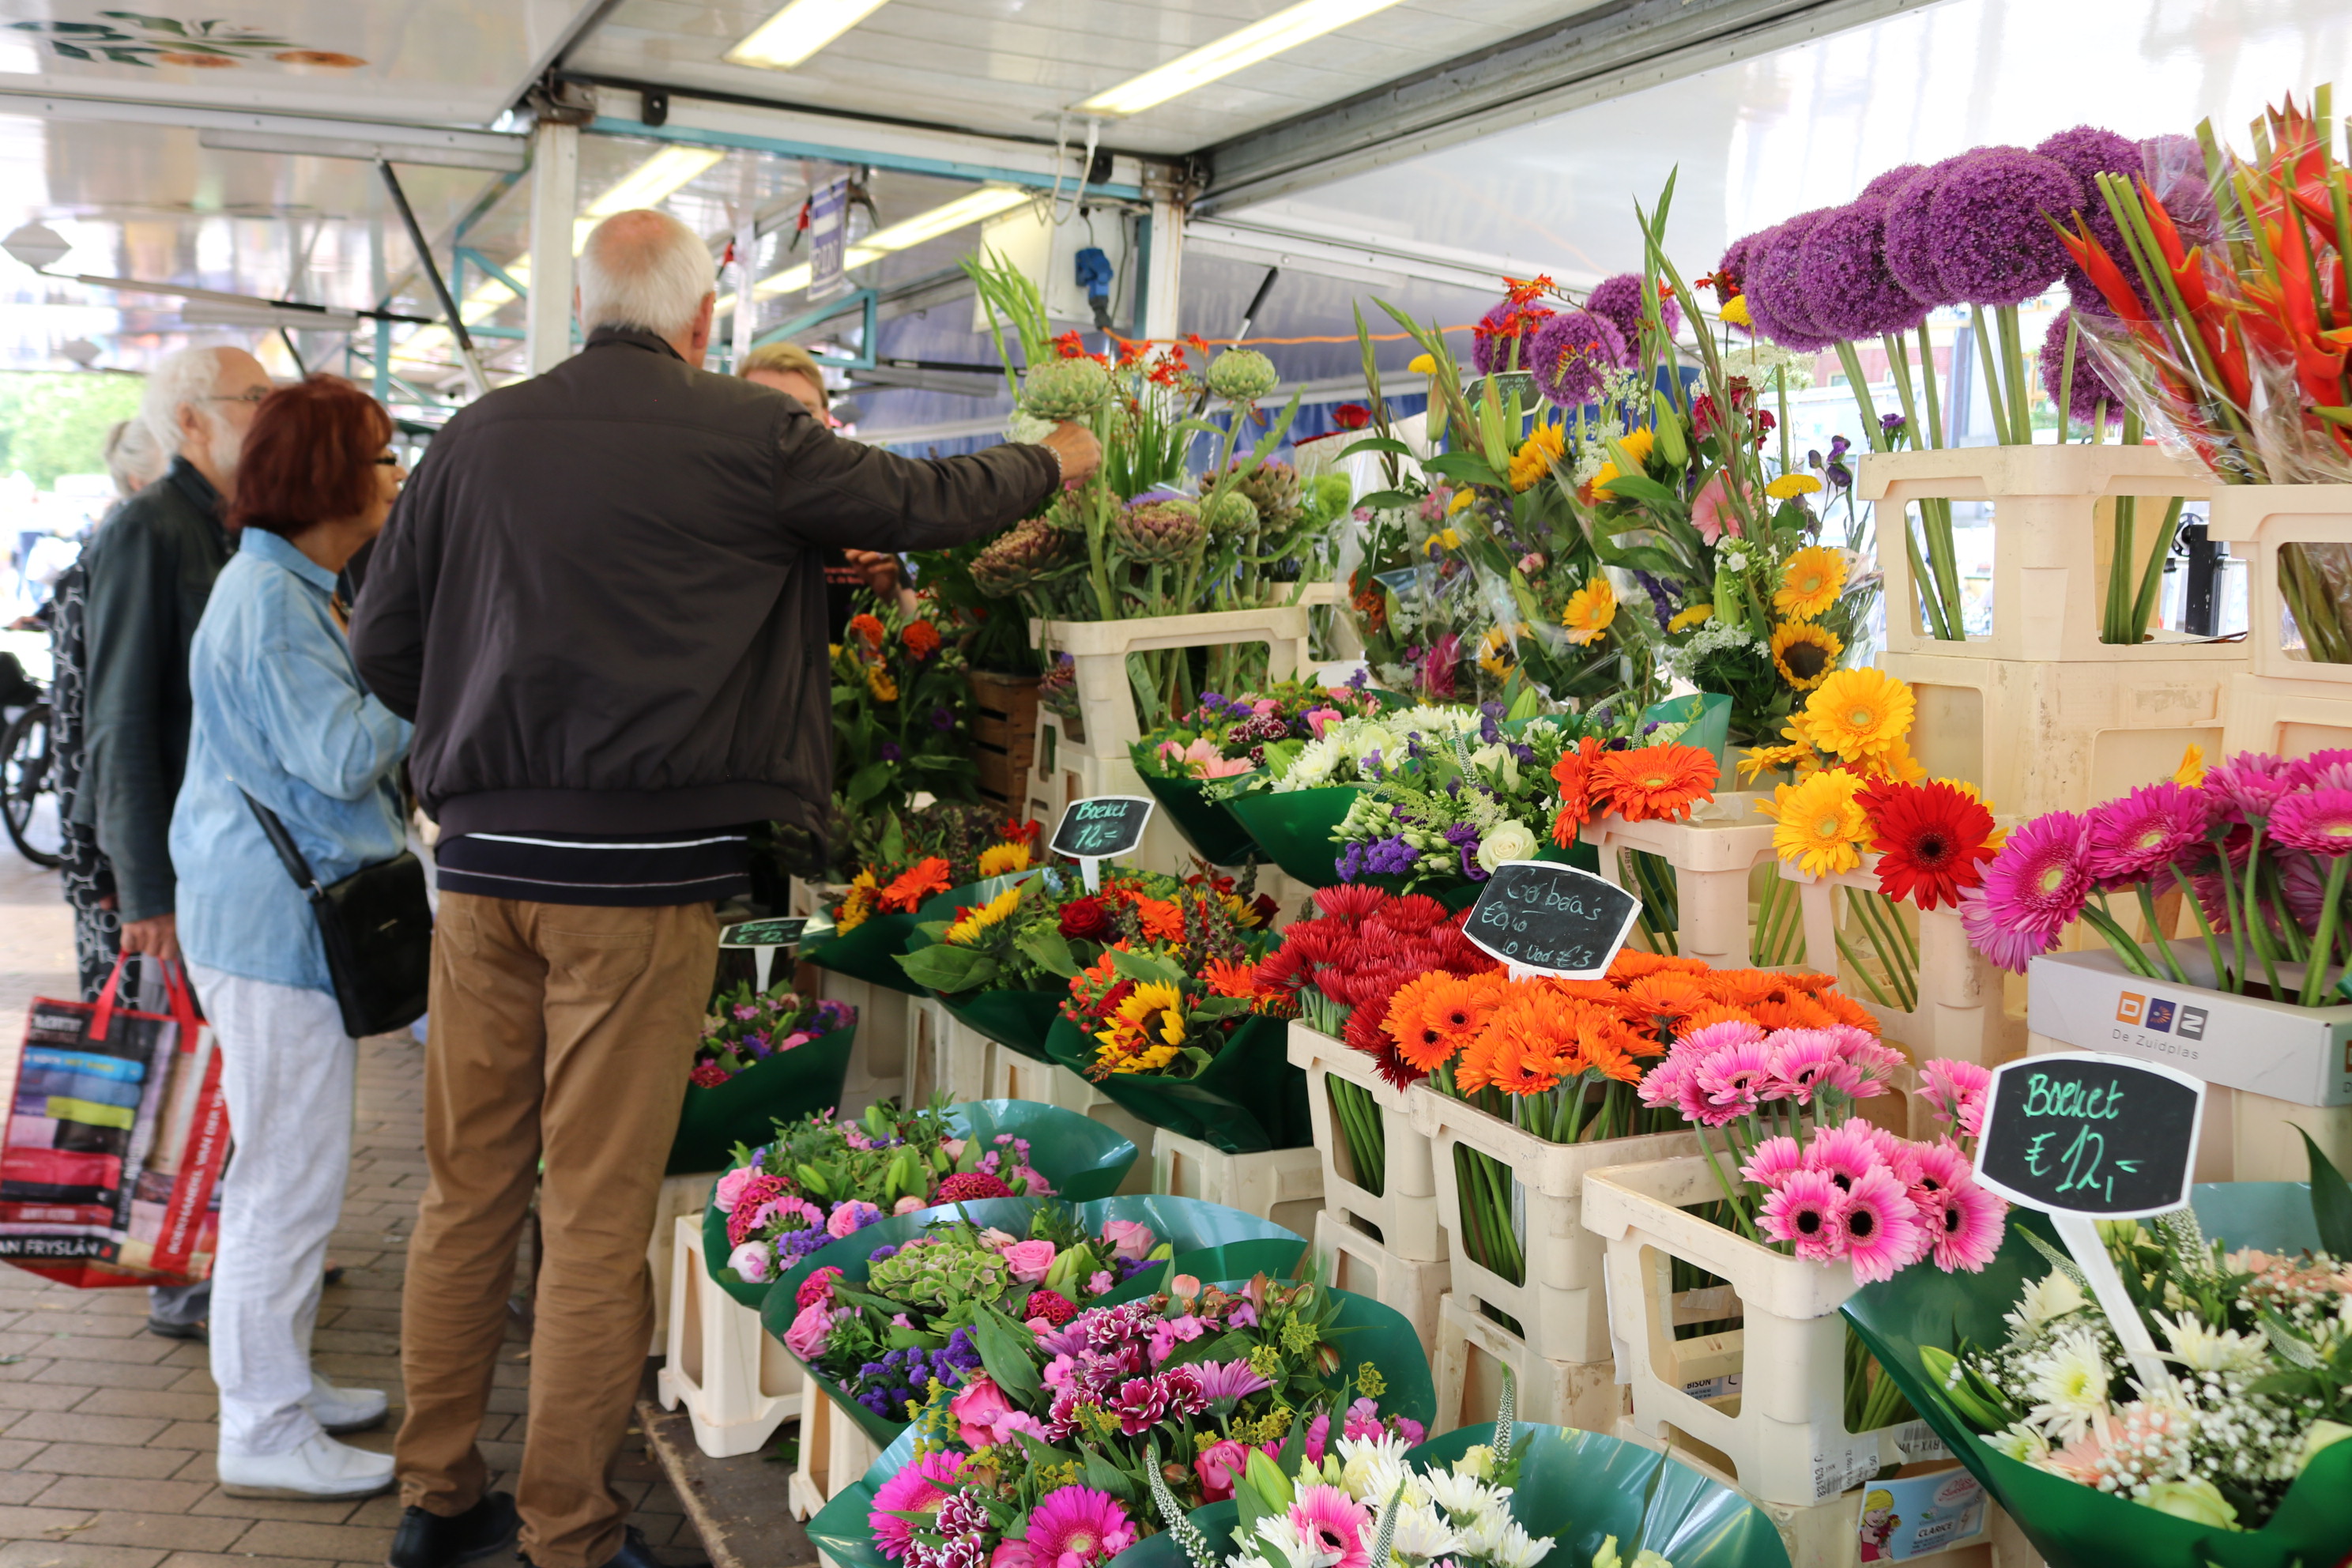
[1383,971,1506,1072]
[1592,743,1720,823]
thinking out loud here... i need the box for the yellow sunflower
[1720,295,1753,328]
[1510,424,1566,492]
[1096,980,1189,1070]
[867,664,899,703]
[1773,545,1846,621]
[836,870,880,933]
[1668,602,1715,633]
[1770,620,1843,692]
[944,885,1023,944]
[1800,668,1916,761]
[1765,473,1824,501]
[977,842,1032,877]
[1757,769,1870,877]
[1477,626,1515,677]
[1617,426,1657,467]
[1589,461,1623,494]
[1560,576,1616,646]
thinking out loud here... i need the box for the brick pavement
[0,851,707,1568]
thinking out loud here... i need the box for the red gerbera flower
[1862,779,2000,910]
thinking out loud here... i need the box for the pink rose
[1305,707,1343,739]
[948,1375,1042,1449]
[992,1544,1035,1568]
[1001,1239,1057,1283]
[712,1166,758,1214]
[783,1298,836,1359]
[827,1200,882,1238]
[726,1241,771,1283]
[893,1195,926,1216]
[1086,1270,1114,1295]
[1193,1439,1249,1502]
[943,1138,967,1163]
[1100,1220,1155,1261]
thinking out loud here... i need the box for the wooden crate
[967,669,1039,808]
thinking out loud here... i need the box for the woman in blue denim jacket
[169,376,410,1501]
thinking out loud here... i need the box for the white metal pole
[525,118,579,375]
[731,217,757,373]
[1142,197,1182,345]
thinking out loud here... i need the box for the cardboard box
[2026,941,2352,1107]
[1859,1463,1988,1561]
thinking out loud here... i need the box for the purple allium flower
[2034,126,2143,307]
[1882,154,1972,306]
[1472,298,1551,375]
[1794,198,1930,340]
[1527,308,1628,409]
[2083,782,2211,885]
[2270,789,2352,858]
[2143,133,2224,251]
[1740,214,1841,351]
[1924,148,2085,307]
[2040,309,2124,426]
[1714,232,1759,308]
[1861,163,1930,201]
[1980,808,2092,938]
[1585,272,1681,350]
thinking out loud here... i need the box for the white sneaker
[303,1373,389,1434]
[218,1431,397,1499]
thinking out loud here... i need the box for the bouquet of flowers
[834,813,1042,937]
[900,869,1275,1003]
[668,981,861,1175]
[833,605,978,819]
[1962,745,2352,1011]
[692,982,856,1090]
[1135,682,1388,782]
[1334,488,1495,704]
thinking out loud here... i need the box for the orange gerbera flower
[1609,948,1708,982]
[1131,897,1185,943]
[1592,743,1720,823]
[848,612,886,649]
[878,855,953,912]
[1620,971,1706,1023]
[1698,968,1782,1008]
[1675,1002,1756,1038]
[1550,736,1606,844]
[1782,969,1841,993]
[1749,993,1835,1031]
[1815,989,1883,1033]
[1201,958,1260,999]
[1553,977,1629,1005]
[1578,1018,1646,1084]
[1384,971,1506,1072]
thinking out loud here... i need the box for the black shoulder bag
[239,788,434,1038]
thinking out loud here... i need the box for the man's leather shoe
[387,1491,520,1568]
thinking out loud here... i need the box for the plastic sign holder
[1462,860,1643,981]
[1972,1051,2206,1391]
[1050,795,1155,892]
[719,915,807,993]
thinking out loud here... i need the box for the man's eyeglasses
[201,389,270,405]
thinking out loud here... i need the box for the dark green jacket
[77,458,232,922]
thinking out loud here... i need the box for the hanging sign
[720,915,808,993]
[1972,1052,2207,1391]
[1050,796,1154,892]
[1461,860,1642,980]
[810,176,849,300]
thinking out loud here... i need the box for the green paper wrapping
[1843,1182,2352,1568]
[940,989,1063,1061]
[804,1283,1438,1568]
[1638,692,1734,770]
[1133,761,1263,867]
[1222,786,1361,887]
[665,1026,854,1177]
[760,1196,1311,1448]
[804,913,926,995]
[700,1099,1145,1309]
[1043,1013,1310,1154]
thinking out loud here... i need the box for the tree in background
[0,372,144,488]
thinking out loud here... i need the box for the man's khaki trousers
[395,893,717,1568]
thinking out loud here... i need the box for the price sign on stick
[1461,860,1643,980]
[1050,796,1155,892]
[720,916,808,993]
[1973,1052,2207,1392]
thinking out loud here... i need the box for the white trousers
[187,963,356,1457]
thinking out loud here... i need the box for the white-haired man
[352,209,1098,1568]
[78,344,270,1342]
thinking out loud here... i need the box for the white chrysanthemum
[2025,1327,2112,1446]
[2158,1311,2269,1376]
[1452,1507,1510,1561]
[1385,1502,1457,1563]
[1988,1423,2051,1464]
[1423,1466,1494,1517]
[2007,1270,2087,1332]
[1336,1434,1417,1508]
[1489,1520,1555,1568]
[1280,737,1340,791]
[1233,1516,1317,1568]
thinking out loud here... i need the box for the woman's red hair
[228,375,392,537]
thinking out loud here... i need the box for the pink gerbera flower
[1829,1026,1905,1097]
[1637,1054,1693,1112]
[1907,1139,1973,1197]
[1764,1027,1862,1105]
[1917,1059,1992,1137]
[1803,1120,1886,1193]
[1980,810,2091,936]
[2082,782,2211,885]
[1695,1035,1781,1115]
[1025,1487,1136,1568]
[1839,1164,1924,1284]
[2206,750,2299,823]
[1287,1484,1372,1568]
[1759,1169,1848,1262]
[1741,1135,1804,1189]
[1958,884,2062,974]
[1921,1174,2006,1273]
[2286,748,2352,788]
[869,1451,965,1562]
[2270,788,2352,858]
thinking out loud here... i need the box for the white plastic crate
[646,1170,717,1352]
[2219,669,2352,758]
[1288,1021,1444,1261]
[2204,483,2352,685]
[812,971,906,1119]
[986,1043,1063,1104]
[1024,714,1202,878]
[788,1384,884,1522]
[1860,444,2221,663]
[1031,605,1317,763]
[1434,1292,1621,1434]
[1314,1208,1447,1359]
[1151,1128,1323,1239]
[905,997,996,1105]
[1581,795,1781,968]
[1412,1088,1697,1364]
[1587,1154,1913,1508]
[656,1216,802,1457]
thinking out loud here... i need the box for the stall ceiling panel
[0,1,602,123]
[571,0,1599,155]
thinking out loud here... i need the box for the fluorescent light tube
[1077,0,1408,116]
[726,0,891,70]
[586,146,725,217]
[752,186,1029,297]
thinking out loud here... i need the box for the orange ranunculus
[1383,971,1506,1073]
[848,612,886,650]
[877,855,953,912]
[903,620,943,659]
[1592,742,1719,823]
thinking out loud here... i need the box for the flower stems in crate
[1620,847,1681,956]
[1326,1076,1387,1198]
[1750,865,1807,966]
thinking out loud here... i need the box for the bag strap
[88,951,134,1042]
[238,786,326,904]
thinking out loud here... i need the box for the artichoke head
[1206,349,1278,403]
[1113,498,1205,564]
[1020,356,1112,422]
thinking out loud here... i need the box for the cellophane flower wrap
[690,981,855,1089]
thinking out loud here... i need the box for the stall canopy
[0,0,2349,446]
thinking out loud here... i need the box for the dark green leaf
[2301,1128,2352,1258]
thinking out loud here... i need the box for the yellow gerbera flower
[1408,353,1437,374]
[1770,620,1843,692]
[1720,295,1752,328]
[1861,736,1928,785]
[1757,769,1870,877]
[1773,545,1846,621]
[1668,603,1715,633]
[1765,473,1824,501]
[977,842,1032,877]
[1560,576,1617,646]
[867,664,899,703]
[944,885,1023,944]
[1736,741,1815,786]
[1800,668,1916,761]
[1509,424,1566,492]
[2173,743,2206,786]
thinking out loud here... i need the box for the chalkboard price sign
[1050,797,1154,864]
[1973,1053,2205,1220]
[1461,860,1643,979]
[720,917,807,950]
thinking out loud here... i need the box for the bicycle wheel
[2,703,62,869]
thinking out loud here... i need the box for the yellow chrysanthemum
[1560,576,1617,646]
[944,885,1023,944]
[1800,668,1915,761]
[1617,426,1657,468]
[1770,620,1843,692]
[867,664,899,703]
[1510,424,1566,492]
[1773,545,1846,621]
[2173,743,2206,787]
[1477,626,1514,677]
[1408,353,1437,374]
[1720,295,1752,328]
[977,842,1032,877]
[1765,473,1824,501]
[1758,769,1870,877]
[1668,603,1715,633]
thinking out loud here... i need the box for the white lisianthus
[1476,820,1537,872]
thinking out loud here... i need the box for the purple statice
[1881,412,1909,438]
[776,1226,831,1266]
[1527,309,1628,409]
[2041,309,2124,426]
[1862,163,1929,200]
[1472,298,1551,375]
[1584,272,1681,351]
[1345,666,1369,691]
[1924,148,2084,307]
[1882,154,1969,306]
[1741,211,1840,350]
[2034,126,2142,309]
[1794,198,1930,340]
[867,1242,902,1265]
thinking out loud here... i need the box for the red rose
[1060,897,1114,940]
